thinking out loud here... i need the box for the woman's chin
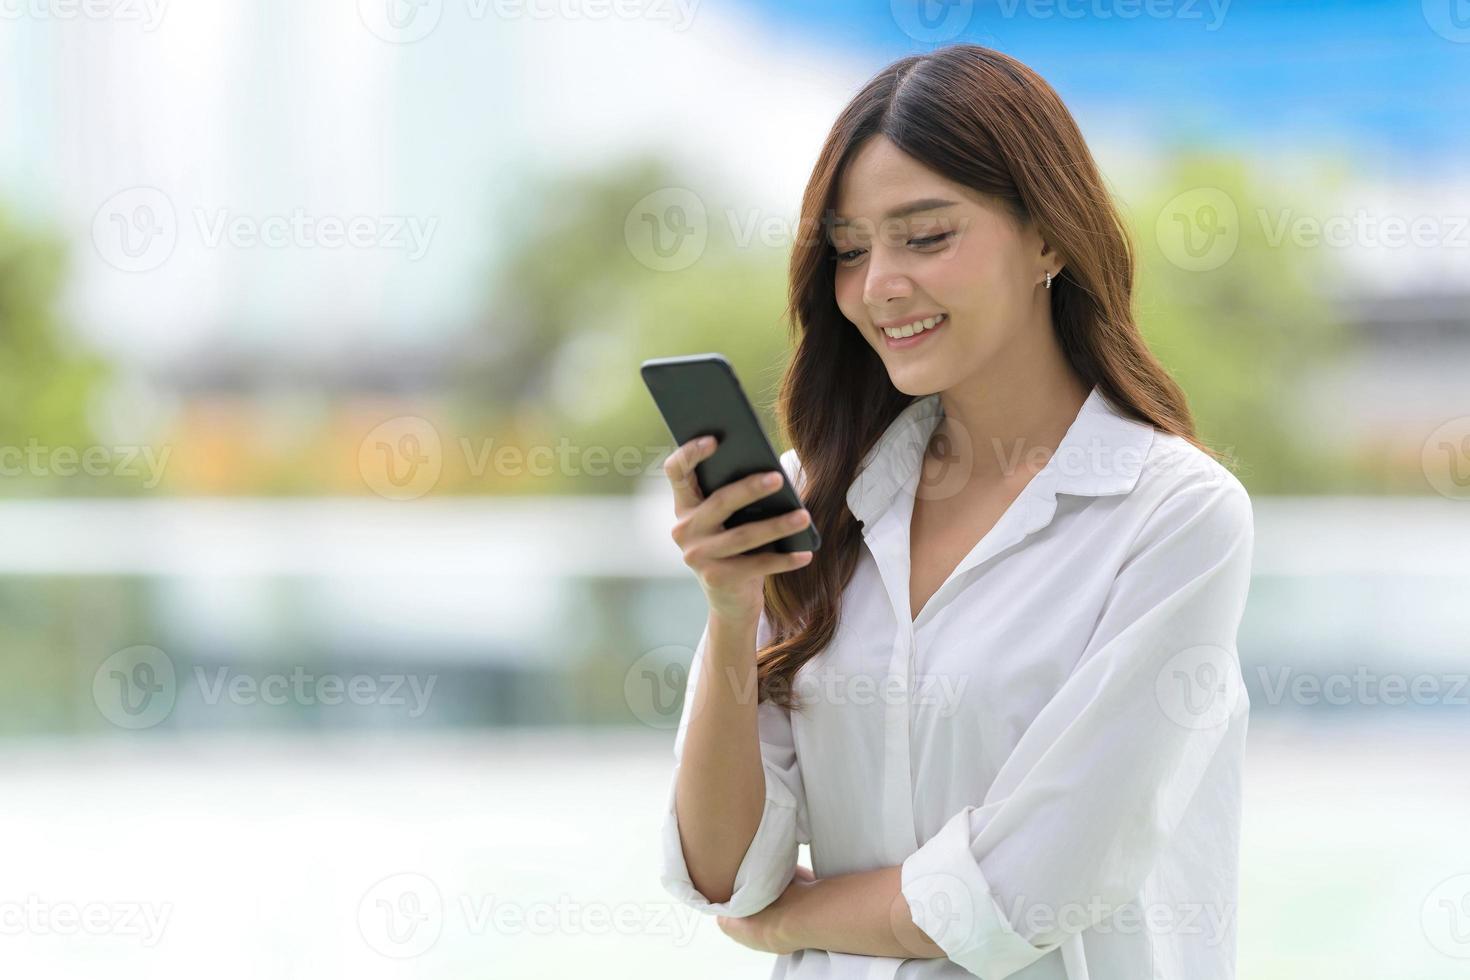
[886,370,945,398]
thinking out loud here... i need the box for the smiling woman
[769,40,1224,711]
[660,42,1253,980]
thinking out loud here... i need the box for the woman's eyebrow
[829,198,958,228]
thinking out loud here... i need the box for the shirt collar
[844,385,1156,529]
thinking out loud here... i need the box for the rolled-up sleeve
[659,605,812,918]
[900,475,1255,979]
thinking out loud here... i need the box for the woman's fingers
[692,549,813,590]
[664,437,810,617]
[663,435,714,514]
[694,506,811,562]
[691,467,789,538]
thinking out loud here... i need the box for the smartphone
[640,353,821,555]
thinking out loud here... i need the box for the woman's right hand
[663,435,814,623]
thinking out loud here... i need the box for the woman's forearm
[780,865,947,960]
[674,610,767,905]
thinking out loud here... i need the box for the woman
[658,43,1252,980]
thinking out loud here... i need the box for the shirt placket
[849,500,931,980]
[860,498,922,863]
[861,480,1063,865]
[853,490,1066,980]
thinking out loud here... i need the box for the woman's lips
[882,313,947,350]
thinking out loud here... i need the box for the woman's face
[828,135,1054,397]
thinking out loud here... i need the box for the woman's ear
[1037,232,1065,275]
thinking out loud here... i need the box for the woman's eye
[830,232,953,265]
[910,232,953,248]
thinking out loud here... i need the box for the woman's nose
[862,261,915,309]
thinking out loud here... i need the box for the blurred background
[1,0,1468,976]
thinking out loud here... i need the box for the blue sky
[738,0,1470,175]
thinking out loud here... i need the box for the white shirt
[659,385,1254,980]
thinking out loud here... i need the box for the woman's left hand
[715,865,817,955]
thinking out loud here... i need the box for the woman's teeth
[882,313,946,339]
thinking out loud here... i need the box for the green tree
[457,157,794,493]
[0,206,108,494]
[1125,153,1355,492]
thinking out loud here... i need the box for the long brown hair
[757,42,1219,709]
